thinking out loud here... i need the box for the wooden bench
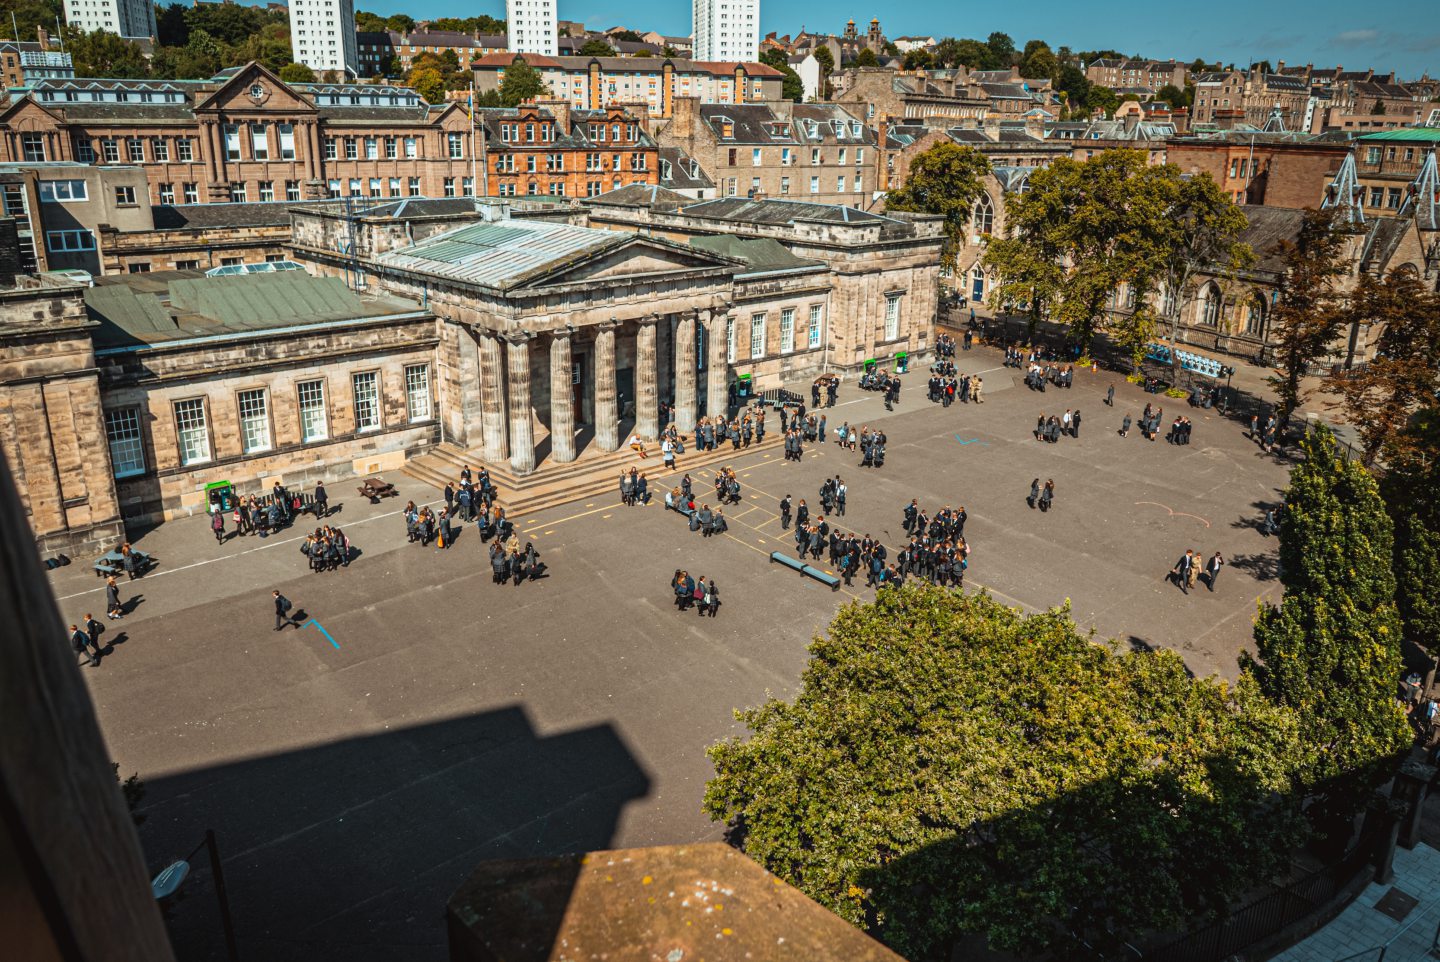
[769,552,840,590]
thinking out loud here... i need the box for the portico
[368,215,740,476]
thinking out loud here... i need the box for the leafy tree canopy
[278,61,317,83]
[811,44,834,73]
[853,47,879,67]
[579,38,616,57]
[706,586,1306,961]
[406,66,445,105]
[499,56,550,106]
[884,142,991,259]
[759,48,804,101]
[985,30,1016,66]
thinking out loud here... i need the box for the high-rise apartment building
[290,0,358,79]
[63,0,156,39]
[506,0,557,55]
[692,0,759,62]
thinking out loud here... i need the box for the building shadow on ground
[139,705,650,962]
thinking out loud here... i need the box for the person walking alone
[83,613,105,666]
[1205,551,1224,591]
[106,576,124,620]
[211,508,225,544]
[273,589,300,630]
[314,481,329,519]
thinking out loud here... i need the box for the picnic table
[357,475,398,503]
[94,549,152,577]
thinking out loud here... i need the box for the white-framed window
[258,181,275,202]
[810,176,819,194]
[229,182,247,203]
[104,407,145,478]
[750,313,766,359]
[73,137,95,162]
[174,398,210,465]
[159,183,174,204]
[352,371,380,432]
[780,308,795,353]
[286,180,301,201]
[808,304,823,348]
[365,136,378,159]
[726,318,736,363]
[38,179,87,202]
[152,138,169,162]
[237,389,271,453]
[385,136,397,159]
[250,123,269,160]
[177,137,193,162]
[183,183,198,204]
[298,379,328,442]
[368,177,381,196]
[224,124,241,161]
[404,136,418,158]
[21,133,45,161]
[46,229,94,252]
[101,138,119,162]
[345,138,358,159]
[408,177,421,195]
[405,364,431,421]
[324,137,337,160]
[278,123,296,160]
[448,132,464,158]
[884,292,902,340]
[443,177,456,197]
[752,147,762,166]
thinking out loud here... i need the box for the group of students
[66,573,129,666]
[691,410,767,456]
[897,501,972,588]
[662,471,732,538]
[441,467,498,522]
[810,378,840,408]
[1024,362,1080,392]
[670,570,721,616]
[1248,413,1282,453]
[858,427,888,468]
[490,539,543,586]
[1034,409,1082,443]
[619,469,652,506]
[1120,404,1167,441]
[927,371,985,407]
[1169,549,1225,594]
[300,525,352,572]
[1026,478,1057,512]
[1165,416,1197,445]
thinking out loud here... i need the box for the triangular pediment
[195,62,313,115]
[520,236,740,289]
[0,97,65,130]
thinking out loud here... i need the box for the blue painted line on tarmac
[303,619,340,649]
[954,435,989,446]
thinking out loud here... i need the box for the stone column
[594,320,620,452]
[549,332,576,464]
[706,309,731,419]
[479,331,508,465]
[675,310,698,433]
[636,315,660,440]
[506,334,535,475]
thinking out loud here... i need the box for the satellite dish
[151,860,190,900]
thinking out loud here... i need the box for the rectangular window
[810,176,819,194]
[126,137,144,162]
[365,136,378,160]
[405,364,431,421]
[229,183,247,203]
[278,123,296,160]
[38,179,87,202]
[810,147,820,165]
[259,181,275,202]
[177,137,193,162]
[750,313,766,359]
[251,124,269,160]
[388,177,401,196]
[286,180,300,201]
[114,185,136,205]
[237,389,271,453]
[726,318,736,363]
[102,138,119,162]
[344,138,358,160]
[408,177,420,195]
[352,371,380,432]
[21,133,46,162]
[404,136,418,158]
[367,178,380,196]
[856,148,864,165]
[324,137,337,160]
[448,132,464,159]
[158,183,174,204]
[836,175,846,193]
[45,229,95,252]
[779,308,795,353]
[73,137,95,162]
[808,305,823,348]
[385,136,397,159]
[838,147,846,165]
[752,147,762,166]
[174,398,210,465]
[224,125,241,161]
[297,380,328,442]
[183,183,198,204]
[347,178,360,196]
[152,138,169,162]
[104,407,145,478]
[884,292,902,340]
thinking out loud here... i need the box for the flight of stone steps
[402,432,786,517]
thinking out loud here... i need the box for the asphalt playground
[49,344,1294,960]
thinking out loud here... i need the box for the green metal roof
[686,235,822,274]
[1356,128,1440,142]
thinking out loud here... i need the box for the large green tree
[983,150,1174,350]
[498,56,550,107]
[883,142,991,263]
[1265,207,1352,430]
[706,586,1305,961]
[1322,268,1440,466]
[759,48,804,102]
[1241,426,1411,843]
[579,38,616,57]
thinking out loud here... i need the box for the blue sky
[348,0,1438,80]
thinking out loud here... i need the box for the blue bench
[769,552,841,591]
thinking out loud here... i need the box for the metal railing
[1332,895,1440,962]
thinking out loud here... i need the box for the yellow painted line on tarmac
[521,501,620,531]
[723,532,771,557]
[601,513,612,519]
[544,529,555,535]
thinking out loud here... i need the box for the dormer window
[850,121,861,136]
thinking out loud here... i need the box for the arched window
[971,266,986,303]
[972,194,994,235]
[1161,284,1177,318]
[1244,293,1266,336]
[1200,283,1222,327]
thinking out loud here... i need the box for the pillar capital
[600,316,623,332]
[502,330,535,345]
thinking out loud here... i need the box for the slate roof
[701,103,797,144]
[687,234,822,274]
[1237,205,1309,273]
[657,147,714,191]
[87,270,420,349]
[586,182,690,209]
[470,53,783,76]
[679,197,903,229]
[151,202,298,230]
